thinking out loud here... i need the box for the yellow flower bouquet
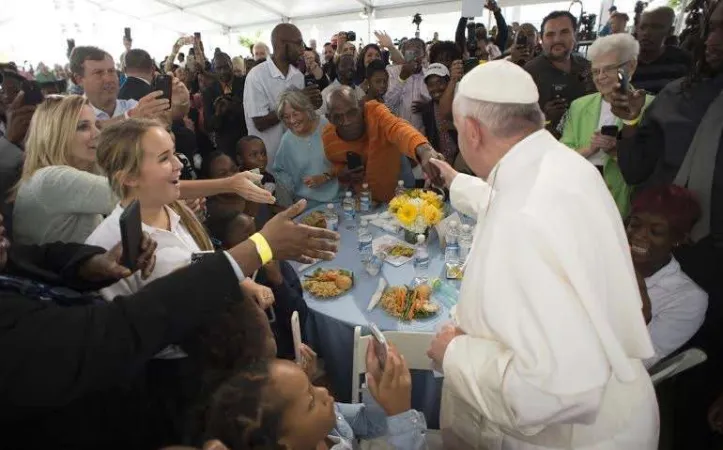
[388,189,445,240]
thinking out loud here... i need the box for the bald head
[270,23,304,64]
[642,6,675,26]
[638,6,676,55]
[327,86,365,141]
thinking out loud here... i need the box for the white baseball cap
[423,63,450,81]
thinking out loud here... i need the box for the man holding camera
[524,11,595,134]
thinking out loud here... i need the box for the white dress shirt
[91,98,138,120]
[441,130,658,449]
[243,59,304,167]
[644,257,708,368]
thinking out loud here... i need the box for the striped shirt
[322,101,428,202]
[631,46,692,95]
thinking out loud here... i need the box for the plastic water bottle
[358,219,373,263]
[324,203,339,231]
[414,234,430,284]
[394,180,406,197]
[444,221,460,265]
[342,191,356,221]
[459,224,473,261]
[360,183,371,213]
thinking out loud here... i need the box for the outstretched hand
[79,232,157,282]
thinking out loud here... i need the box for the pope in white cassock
[425,61,659,449]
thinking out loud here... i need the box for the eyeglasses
[591,60,629,78]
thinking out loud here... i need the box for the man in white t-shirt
[243,24,322,167]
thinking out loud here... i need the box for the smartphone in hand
[119,199,142,271]
[21,80,44,106]
[369,323,388,370]
[151,74,173,109]
[292,311,302,364]
[346,151,363,171]
[617,69,629,93]
[600,125,618,137]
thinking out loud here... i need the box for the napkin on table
[367,278,388,311]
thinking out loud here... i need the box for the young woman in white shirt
[627,185,708,368]
[85,118,275,309]
[13,95,274,246]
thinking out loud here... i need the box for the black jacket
[0,244,241,450]
[203,76,247,155]
[418,101,458,158]
[118,76,152,101]
[0,136,23,237]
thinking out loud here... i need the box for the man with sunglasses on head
[244,24,323,168]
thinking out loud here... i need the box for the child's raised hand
[366,344,412,416]
[229,171,276,204]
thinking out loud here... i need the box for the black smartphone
[304,75,318,87]
[194,31,201,40]
[21,80,44,106]
[463,58,479,74]
[551,83,568,101]
[191,251,215,264]
[124,27,131,40]
[152,74,173,108]
[119,199,142,272]
[346,151,363,171]
[601,125,618,137]
[617,68,629,93]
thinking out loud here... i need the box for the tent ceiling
[85,0,467,32]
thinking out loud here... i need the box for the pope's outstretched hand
[430,159,459,189]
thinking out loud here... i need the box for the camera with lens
[345,31,356,42]
[577,13,597,41]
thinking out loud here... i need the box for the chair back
[351,326,434,403]
[650,348,707,386]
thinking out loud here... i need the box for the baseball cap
[424,63,450,81]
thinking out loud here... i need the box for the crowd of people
[0,0,722,447]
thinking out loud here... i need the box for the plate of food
[301,210,327,228]
[372,235,415,267]
[302,268,354,299]
[380,284,440,321]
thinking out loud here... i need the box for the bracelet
[398,76,408,83]
[249,233,273,265]
[622,115,642,127]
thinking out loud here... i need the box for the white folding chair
[650,348,707,386]
[352,326,435,403]
[352,326,443,449]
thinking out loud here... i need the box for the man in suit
[0,200,340,449]
[118,48,155,101]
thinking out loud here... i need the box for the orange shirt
[322,101,429,202]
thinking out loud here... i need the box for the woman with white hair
[560,33,655,217]
[271,87,339,206]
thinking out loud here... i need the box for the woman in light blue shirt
[272,88,339,208]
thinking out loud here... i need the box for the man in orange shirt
[322,86,443,202]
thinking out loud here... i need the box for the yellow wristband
[623,115,642,127]
[249,233,273,265]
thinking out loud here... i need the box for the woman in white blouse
[627,185,708,368]
[13,95,273,245]
[85,118,273,309]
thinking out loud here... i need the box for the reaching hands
[429,158,459,189]
[240,279,275,309]
[374,30,394,49]
[415,144,445,187]
[5,91,36,146]
[589,131,617,155]
[609,87,646,122]
[228,171,276,204]
[365,341,412,416]
[298,343,319,378]
[79,232,157,282]
[426,323,466,368]
[129,91,170,119]
[259,199,340,263]
[303,174,331,188]
[543,98,568,124]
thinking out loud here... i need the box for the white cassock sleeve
[443,213,612,435]
[449,174,494,219]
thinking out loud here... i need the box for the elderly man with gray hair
[426,60,659,449]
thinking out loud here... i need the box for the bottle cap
[346,191,352,197]
[327,203,334,209]
[416,234,426,244]
[398,180,404,186]
[363,183,369,188]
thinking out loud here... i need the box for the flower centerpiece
[388,189,445,243]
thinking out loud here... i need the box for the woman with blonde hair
[85,118,274,305]
[12,95,275,245]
